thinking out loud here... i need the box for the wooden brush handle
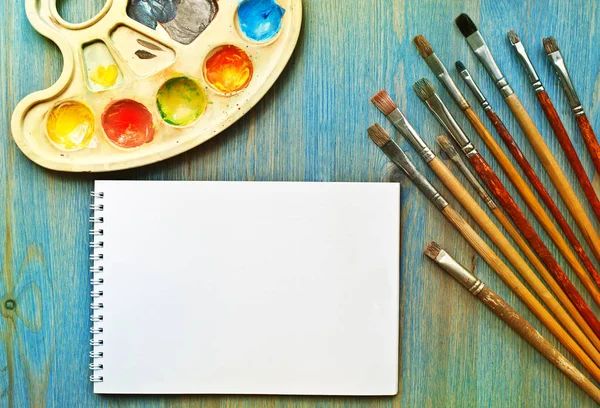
[442,205,600,383]
[536,91,600,221]
[576,114,600,176]
[429,157,600,353]
[475,285,600,405]
[463,108,596,298]
[485,108,600,289]
[467,152,600,335]
[505,93,600,264]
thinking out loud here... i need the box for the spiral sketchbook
[89,181,400,395]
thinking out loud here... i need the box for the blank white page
[92,181,400,395]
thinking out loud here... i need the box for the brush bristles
[424,241,442,260]
[507,30,520,45]
[371,90,397,116]
[367,124,391,147]
[455,13,478,38]
[413,35,434,59]
[437,135,459,158]
[543,37,559,54]
[413,78,436,101]
[455,60,467,72]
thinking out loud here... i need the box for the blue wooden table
[2,0,600,406]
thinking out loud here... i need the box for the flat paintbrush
[457,61,600,291]
[413,78,600,332]
[455,13,600,266]
[425,242,600,405]
[367,123,600,382]
[543,36,600,178]
[508,30,600,222]
[413,34,600,287]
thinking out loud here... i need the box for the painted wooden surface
[1,0,600,406]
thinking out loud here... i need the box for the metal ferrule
[434,249,485,295]
[547,51,584,116]
[466,32,514,97]
[388,108,436,163]
[458,67,492,112]
[511,41,544,93]
[425,54,470,110]
[381,140,449,210]
[424,94,478,157]
[438,142,497,210]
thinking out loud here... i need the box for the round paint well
[204,45,253,94]
[236,0,285,43]
[156,76,207,126]
[46,101,95,150]
[101,99,154,149]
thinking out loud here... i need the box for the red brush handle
[468,152,600,338]
[536,91,600,222]
[576,114,600,176]
[485,108,600,289]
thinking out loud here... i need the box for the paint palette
[11,0,302,172]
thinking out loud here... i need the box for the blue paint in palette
[237,0,285,42]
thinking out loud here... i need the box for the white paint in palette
[110,26,176,78]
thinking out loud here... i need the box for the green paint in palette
[157,76,207,126]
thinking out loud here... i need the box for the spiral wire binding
[89,191,104,383]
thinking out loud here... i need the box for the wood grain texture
[429,156,600,358]
[536,90,600,222]
[468,152,600,330]
[486,107,600,290]
[576,114,600,177]
[473,285,600,405]
[2,0,600,406]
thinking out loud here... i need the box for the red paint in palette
[101,99,154,148]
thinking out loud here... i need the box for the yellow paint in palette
[90,64,119,88]
[46,101,95,150]
[83,42,123,92]
[156,77,207,126]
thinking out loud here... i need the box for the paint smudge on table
[156,76,207,126]
[101,99,155,148]
[127,0,218,45]
[46,101,95,150]
[237,0,285,42]
[204,45,253,93]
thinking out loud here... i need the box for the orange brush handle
[467,151,600,337]
[485,107,600,290]
[536,90,600,222]
[576,114,600,176]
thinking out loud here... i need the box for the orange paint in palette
[101,100,154,148]
[12,0,302,171]
[204,45,254,94]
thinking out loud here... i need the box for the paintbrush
[455,14,600,267]
[371,89,600,350]
[412,33,600,288]
[413,78,600,330]
[543,36,600,178]
[457,61,600,292]
[424,242,600,405]
[509,31,600,222]
[367,123,600,382]
[436,135,496,210]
